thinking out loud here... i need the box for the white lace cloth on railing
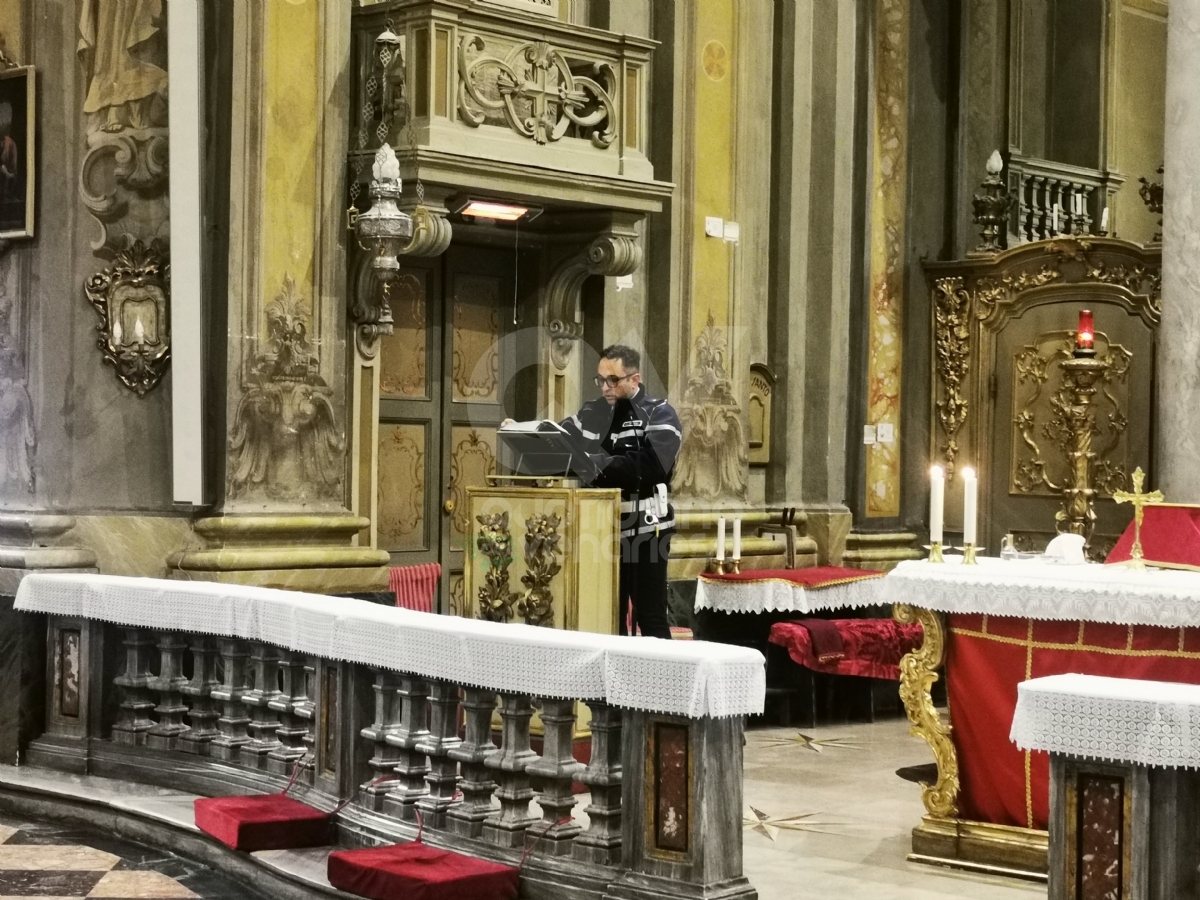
[1011,673,1200,769]
[14,573,763,719]
[693,576,884,615]
[880,558,1200,627]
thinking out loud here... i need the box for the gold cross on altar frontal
[1112,467,1164,569]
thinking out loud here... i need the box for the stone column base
[167,515,389,593]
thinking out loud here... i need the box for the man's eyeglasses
[594,374,636,388]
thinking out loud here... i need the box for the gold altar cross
[1112,467,1164,569]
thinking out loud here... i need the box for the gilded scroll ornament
[476,511,518,623]
[894,604,959,819]
[519,513,562,627]
[83,238,170,397]
[458,36,617,147]
[547,232,642,370]
[932,278,971,479]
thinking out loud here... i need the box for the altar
[881,558,1200,878]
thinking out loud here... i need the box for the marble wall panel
[63,515,190,579]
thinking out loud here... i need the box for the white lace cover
[1011,673,1200,769]
[14,573,763,719]
[880,558,1200,627]
[694,576,884,615]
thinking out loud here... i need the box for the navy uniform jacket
[560,387,682,539]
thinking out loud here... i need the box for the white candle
[962,467,978,546]
[732,518,742,561]
[1100,207,1109,231]
[716,516,726,562]
[929,466,945,545]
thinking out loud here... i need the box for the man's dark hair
[600,344,640,372]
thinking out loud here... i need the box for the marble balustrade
[19,616,756,900]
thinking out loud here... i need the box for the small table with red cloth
[879,556,1200,879]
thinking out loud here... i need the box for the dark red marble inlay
[654,722,689,853]
[1077,774,1123,900]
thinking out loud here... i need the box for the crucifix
[1112,467,1164,569]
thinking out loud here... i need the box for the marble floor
[0,812,267,900]
[0,716,1049,900]
[742,716,1046,899]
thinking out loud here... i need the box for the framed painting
[0,65,34,240]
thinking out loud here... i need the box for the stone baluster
[241,642,283,768]
[416,679,463,828]
[179,637,222,754]
[267,651,311,777]
[483,693,538,848]
[112,628,156,746]
[209,638,251,761]
[573,700,623,865]
[359,669,404,811]
[295,664,317,780]
[145,632,190,751]
[382,676,430,821]
[525,698,583,856]
[447,688,498,839]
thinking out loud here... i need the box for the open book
[499,419,568,435]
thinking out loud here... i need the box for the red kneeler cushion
[768,619,924,680]
[194,794,334,851]
[328,843,519,900]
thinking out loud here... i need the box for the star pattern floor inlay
[0,813,264,900]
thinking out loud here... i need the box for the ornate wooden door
[376,245,514,613]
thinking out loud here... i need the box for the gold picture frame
[0,65,34,240]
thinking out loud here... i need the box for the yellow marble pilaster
[864,0,910,518]
[0,1,22,62]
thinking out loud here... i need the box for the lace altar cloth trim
[694,577,884,615]
[1011,673,1200,769]
[880,558,1200,627]
[15,574,763,719]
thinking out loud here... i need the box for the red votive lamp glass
[1075,309,1095,354]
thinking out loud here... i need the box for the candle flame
[930,465,944,478]
[961,466,976,480]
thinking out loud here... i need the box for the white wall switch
[863,425,877,445]
[705,216,724,238]
[615,274,634,291]
[723,221,740,242]
[877,422,895,444]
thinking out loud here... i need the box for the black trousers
[618,531,673,639]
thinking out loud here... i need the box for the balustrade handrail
[15,573,764,719]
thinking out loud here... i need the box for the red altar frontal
[946,613,1200,831]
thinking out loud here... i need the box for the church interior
[0,0,1194,897]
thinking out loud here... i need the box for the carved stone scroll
[458,36,617,147]
[519,513,562,627]
[547,232,642,370]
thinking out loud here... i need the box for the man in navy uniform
[560,345,681,638]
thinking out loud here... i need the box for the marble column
[1157,0,1200,501]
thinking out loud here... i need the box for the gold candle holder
[723,559,741,575]
[963,543,978,565]
[705,558,722,575]
[929,541,944,564]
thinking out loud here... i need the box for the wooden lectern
[462,481,621,634]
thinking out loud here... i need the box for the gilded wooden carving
[458,36,617,147]
[932,278,971,478]
[519,513,562,627]
[894,604,959,819]
[675,314,747,502]
[1012,334,1131,507]
[476,511,518,623]
[228,275,343,500]
[83,238,170,397]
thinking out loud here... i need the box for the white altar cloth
[1011,673,1200,769]
[694,576,884,615]
[14,573,764,719]
[880,557,1200,628]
